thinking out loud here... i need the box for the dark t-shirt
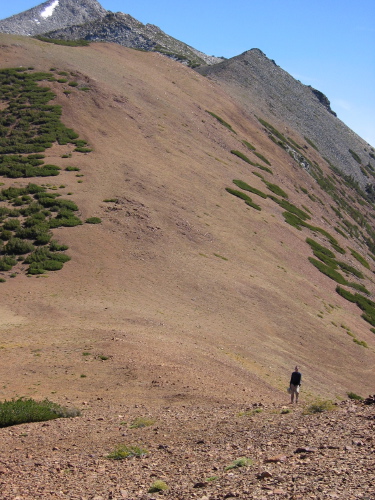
[290,371,302,386]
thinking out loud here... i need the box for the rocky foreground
[0,398,374,499]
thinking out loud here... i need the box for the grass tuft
[225,457,253,471]
[304,399,334,414]
[106,444,148,460]
[148,480,169,493]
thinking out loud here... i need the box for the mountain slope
[0,34,374,412]
[197,49,375,188]
[0,0,106,36]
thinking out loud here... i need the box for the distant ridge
[41,11,222,66]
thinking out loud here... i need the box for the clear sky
[1,0,375,147]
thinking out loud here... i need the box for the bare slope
[0,35,374,412]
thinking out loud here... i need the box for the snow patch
[40,0,59,19]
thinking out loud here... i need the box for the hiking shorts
[290,384,300,394]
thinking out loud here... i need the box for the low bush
[148,480,168,493]
[231,150,256,165]
[347,392,363,401]
[245,200,261,211]
[308,257,347,285]
[242,140,255,150]
[206,111,236,133]
[106,445,148,460]
[35,36,90,47]
[306,238,335,258]
[253,151,271,165]
[129,417,155,428]
[85,217,102,224]
[348,247,370,269]
[225,188,252,203]
[304,399,334,414]
[271,197,310,219]
[264,182,288,198]
[225,457,253,471]
[0,398,80,427]
[232,179,268,198]
[4,238,35,255]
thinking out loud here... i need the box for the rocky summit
[0,0,106,36]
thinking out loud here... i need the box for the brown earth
[0,35,374,498]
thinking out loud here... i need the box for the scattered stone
[257,471,273,479]
[265,454,287,463]
[294,447,317,454]
[352,439,364,446]
[193,482,207,488]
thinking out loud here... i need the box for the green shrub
[349,149,362,164]
[74,147,92,153]
[35,36,90,47]
[242,140,255,150]
[347,392,363,400]
[225,188,252,203]
[348,283,370,295]
[245,200,261,211]
[206,111,236,133]
[232,179,268,198]
[353,338,368,347]
[129,417,155,428]
[0,256,17,271]
[253,151,271,165]
[335,261,364,279]
[106,445,148,460]
[231,150,256,165]
[85,217,102,224]
[309,257,347,285]
[49,240,69,251]
[283,212,304,230]
[0,398,80,427]
[225,457,253,471]
[271,197,310,219]
[348,248,370,269]
[264,182,288,198]
[304,399,334,414]
[4,238,35,255]
[303,136,318,150]
[148,480,168,493]
[306,238,335,258]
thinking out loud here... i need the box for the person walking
[289,366,302,403]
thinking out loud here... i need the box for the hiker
[289,366,302,403]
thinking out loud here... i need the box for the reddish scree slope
[0,34,374,408]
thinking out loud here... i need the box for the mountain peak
[0,0,107,36]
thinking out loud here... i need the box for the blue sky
[1,0,375,147]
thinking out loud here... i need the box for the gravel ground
[0,400,374,499]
